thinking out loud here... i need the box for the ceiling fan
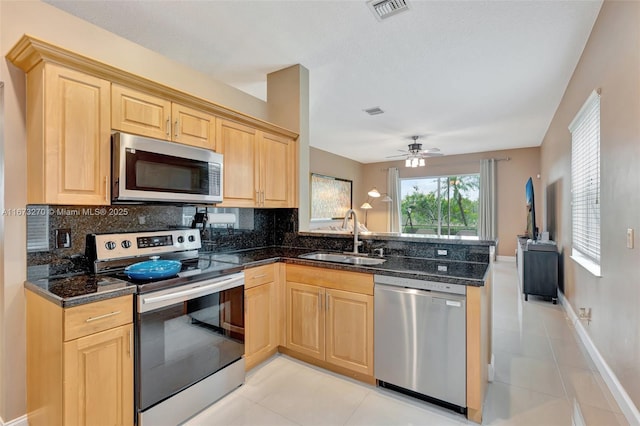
[386,136,442,167]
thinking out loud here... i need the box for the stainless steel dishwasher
[374,274,467,413]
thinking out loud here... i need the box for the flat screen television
[525,177,538,240]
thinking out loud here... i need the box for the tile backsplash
[26,204,298,273]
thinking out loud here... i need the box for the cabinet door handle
[174,120,179,137]
[127,329,132,358]
[166,118,170,136]
[85,310,121,323]
[104,176,109,203]
[252,274,267,279]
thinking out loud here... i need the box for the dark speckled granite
[25,275,136,307]
[201,246,490,286]
[26,205,491,306]
[27,206,298,272]
[26,244,490,307]
[284,232,495,264]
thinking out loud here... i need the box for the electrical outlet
[55,228,71,249]
[627,228,634,249]
[578,307,592,325]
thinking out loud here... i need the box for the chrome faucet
[342,209,362,254]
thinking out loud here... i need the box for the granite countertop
[25,274,136,308]
[26,246,490,307]
[299,231,498,246]
[201,246,490,286]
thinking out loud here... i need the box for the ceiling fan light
[368,188,381,198]
[419,158,425,166]
[405,158,411,167]
[411,158,419,167]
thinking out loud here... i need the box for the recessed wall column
[267,65,310,231]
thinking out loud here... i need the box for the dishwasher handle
[374,282,466,302]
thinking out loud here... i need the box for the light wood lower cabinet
[63,324,133,426]
[26,291,134,426]
[325,288,373,375]
[286,281,325,359]
[244,264,279,370]
[285,265,374,378]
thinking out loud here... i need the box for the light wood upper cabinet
[216,120,258,207]
[26,291,133,426]
[171,103,216,149]
[285,265,374,377]
[111,84,171,140]
[8,35,298,207]
[217,119,297,208]
[260,132,296,208]
[26,63,111,205]
[112,85,216,150]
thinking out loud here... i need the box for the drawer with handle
[244,264,275,289]
[63,295,133,341]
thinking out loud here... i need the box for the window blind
[569,90,600,266]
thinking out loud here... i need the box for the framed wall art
[310,173,352,221]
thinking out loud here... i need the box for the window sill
[571,250,601,277]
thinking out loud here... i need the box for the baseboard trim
[559,291,640,425]
[0,414,28,426]
[496,255,516,262]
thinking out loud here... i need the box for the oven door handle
[140,274,244,310]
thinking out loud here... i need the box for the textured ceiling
[45,0,602,164]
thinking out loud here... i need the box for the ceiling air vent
[367,0,409,21]
[364,106,384,115]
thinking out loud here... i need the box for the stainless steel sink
[298,252,386,265]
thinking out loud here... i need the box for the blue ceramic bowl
[124,258,182,280]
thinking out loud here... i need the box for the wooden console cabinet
[517,238,558,303]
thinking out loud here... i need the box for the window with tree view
[400,174,480,236]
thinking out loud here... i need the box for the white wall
[540,0,640,412]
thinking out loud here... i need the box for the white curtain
[387,167,401,232]
[479,159,496,240]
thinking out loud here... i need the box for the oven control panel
[90,229,201,261]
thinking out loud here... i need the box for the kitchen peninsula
[25,232,494,424]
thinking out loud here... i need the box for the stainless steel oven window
[136,283,244,411]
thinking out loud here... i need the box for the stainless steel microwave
[112,132,223,204]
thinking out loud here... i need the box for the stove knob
[121,240,132,249]
[105,241,116,250]
[177,236,185,244]
[188,235,196,242]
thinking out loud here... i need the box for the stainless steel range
[86,229,246,426]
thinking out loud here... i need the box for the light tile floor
[184,261,628,426]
